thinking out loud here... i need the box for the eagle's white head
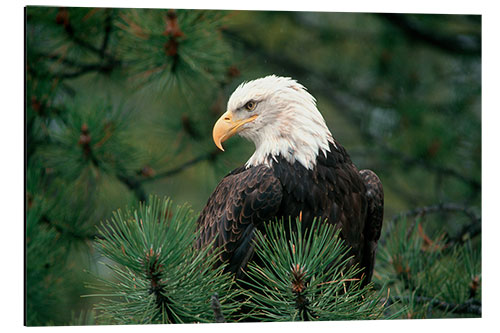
[213,75,335,170]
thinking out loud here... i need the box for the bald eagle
[196,75,383,286]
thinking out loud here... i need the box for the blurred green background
[25,7,481,325]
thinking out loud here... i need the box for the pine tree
[25,6,481,325]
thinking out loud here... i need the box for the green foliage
[243,218,389,321]
[115,8,232,92]
[87,210,399,323]
[375,218,481,318]
[87,196,240,324]
[25,7,240,323]
[26,7,113,55]
[26,195,64,326]
[25,6,481,325]
[38,98,139,180]
[26,167,72,326]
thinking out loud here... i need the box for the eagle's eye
[244,101,257,111]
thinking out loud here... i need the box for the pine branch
[389,203,480,225]
[44,52,121,80]
[39,8,121,80]
[41,52,100,68]
[243,217,387,321]
[99,9,113,57]
[378,14,481,56]
[376,216,481,319]
[385,202,481,245]
[53,63,116,80]
[56,7,116,62]
[140,149,221,183]
[112,149,221,203]
[449,220,481,245]
[40,214,103,242]
[33,49,120,80]
[145,248,176,323]
[115,9,232,90]
[383,296,481,316]
[378,144,481,191]
[116,174,147,202]
[89,196,241,324]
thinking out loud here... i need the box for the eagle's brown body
[196,140,383,285]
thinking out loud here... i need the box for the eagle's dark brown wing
[196,165,283,277]
[359,169,384,285]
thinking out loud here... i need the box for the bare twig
[100,9,113,57]
[379,143,481,191]
[389,203,480,225]
[42,52,101,69]
[383,295,481,316]
[38,49,120,80]
[46,8,120,80]
[384,202,481,245]
[140,149,221,183]
[54,63,114,79]
[57,7,116,62]
[39,214,104,241]
[42,51,120,80]
[448,219,482,245]
[117,174,147,202]
[210,293,226,323]
[114,149,221,202]
[378,14,481,56]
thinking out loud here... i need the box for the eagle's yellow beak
[212,110,258,151]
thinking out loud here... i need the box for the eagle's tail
[359,169,384,286]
